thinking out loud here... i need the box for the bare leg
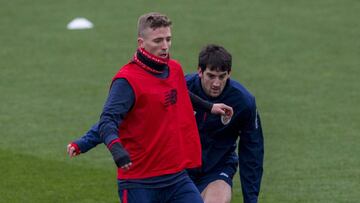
[201,180,232,203]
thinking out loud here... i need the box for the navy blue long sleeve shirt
[185,74,264,203]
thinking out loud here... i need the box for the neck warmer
[133,48,169,74]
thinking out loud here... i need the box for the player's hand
[121,162,132,171]
[67,143,80,158]
[109,142,132,170]
[211,103,233,117]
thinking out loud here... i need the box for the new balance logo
[219,172,229,178]
[164,89,177,107]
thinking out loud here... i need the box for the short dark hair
[198,44,232,72]
[138,12,172,37]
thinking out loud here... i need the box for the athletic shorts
[189,164,236,193]
[118,175,203,203]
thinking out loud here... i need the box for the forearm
[73,123,102,153]
[239,135,264,203]
[99,114,121,146]
[188,90,213,112]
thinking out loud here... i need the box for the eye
[153,38,162,43]
[166,37,171,42]
[208,75,215,79]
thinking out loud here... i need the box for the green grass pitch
[1,0,359,202]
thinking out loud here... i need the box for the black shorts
[190,164,236,193]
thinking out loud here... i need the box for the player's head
[137,12,172,59]
[198,44,232,98]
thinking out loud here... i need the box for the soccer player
[186,44,264,203]
[69,12,233,203]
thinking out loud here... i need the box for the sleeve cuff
[107,138,120,150]
[70,142,81,155]
[102,133,119,146]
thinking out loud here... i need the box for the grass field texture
[1,0,359,202]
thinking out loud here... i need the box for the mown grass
[1,0,359,202]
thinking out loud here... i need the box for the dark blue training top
[185,73,264,203]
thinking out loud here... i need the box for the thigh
[119,188,158,203]
[194,164,235,194]
[167,176,203,203]
[201,180,232,203]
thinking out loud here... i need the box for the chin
[210,93,220,98]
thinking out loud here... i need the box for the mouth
[159,53,168,58]
[210,88,221,95]
[211,88,220,92]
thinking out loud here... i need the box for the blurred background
[1,0,359,202]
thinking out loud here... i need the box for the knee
[201,180,232,203]
[204,196,231,203]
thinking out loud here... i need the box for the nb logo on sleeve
[219,172,229,178]
[164,89,177,107]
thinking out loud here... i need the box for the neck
[133,48,169,74]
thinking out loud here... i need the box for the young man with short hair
[186,44,264,203]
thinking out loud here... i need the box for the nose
[161,40,169,51]
[212,79,221,87]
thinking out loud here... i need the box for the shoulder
[184,73,200,92]
[168,59,187,77]
[114,62,144,80]
[185,73,197,83]
[168,59,182,71]
[168,59,181,67]
[226,79,256,109]
[229,80,254,98]
[114,62,133,75]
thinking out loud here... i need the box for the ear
[137,37,144,48]
[197,67,203,77]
